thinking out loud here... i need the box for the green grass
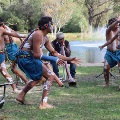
[1,66,120,120]
[47,32,105,41]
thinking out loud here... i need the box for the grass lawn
[0,66,120,120]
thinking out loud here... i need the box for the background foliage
[0,0,120,34]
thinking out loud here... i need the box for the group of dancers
[0,16,81,109]
[1,15,120,109]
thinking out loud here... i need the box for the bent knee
[104,60,110,69]
[44,69,55,78]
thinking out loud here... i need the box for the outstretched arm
[99,33,118,50]
[44,37,81,65]
[3,29,26,38]
[5,25,24,42]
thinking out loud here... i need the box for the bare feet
[16,95,25,104]
[58,82,64,87]
[105,83,109,87]
[13,89,21,94]
[39,102,55,109]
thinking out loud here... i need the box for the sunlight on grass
[1,66,120,120]
[59,92,71,96]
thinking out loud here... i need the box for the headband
[39,21,53,30]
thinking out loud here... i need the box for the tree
[62,3,89,33]
[75,0,114,31]
[112,0,120,17]
[41,0,76,35]
[2,0,43,31]
[85,0,114,30]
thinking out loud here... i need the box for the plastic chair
[59,65,67,81]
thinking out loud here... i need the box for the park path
[80,63,103,66]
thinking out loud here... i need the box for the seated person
[50,32,76,79]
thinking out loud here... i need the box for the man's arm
[99,33,118,50]
[7,26,24,42]
[64,41,71,57]
[44,39,71,61]
[3,29,26,38]
[106,16,120,34]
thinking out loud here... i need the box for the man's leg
[0,61,20,93]
[117,62,120,73]
[11,64,28,84]
[16,80,39,103]
[39,64,56,109]
[16,63,56,109]
[45,62,64,87]
[69,63,76,79]
[50,61,59,78]
[104,60,110,86]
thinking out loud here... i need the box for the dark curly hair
[107,17,117,28]
[38,16,52,30]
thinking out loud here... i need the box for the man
[16,16,81,109]
[0,17,25,93]
[3,24,28,85]
[99,16,120,87]
[50,32,76,79]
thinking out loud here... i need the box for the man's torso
[106,30,118,51]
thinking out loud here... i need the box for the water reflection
[70,41,106,63]
[43,41,106,63]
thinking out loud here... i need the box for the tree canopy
[0,0,119,33]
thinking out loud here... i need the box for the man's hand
[99,46,103,50]
[116,45,120,49]
[57,59,65,66]
[60,40,65,46]
[19,38,24,43]
[19,34,26,38]
[70,57,81,66]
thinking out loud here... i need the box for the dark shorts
[116,50,120,62]
[0,53,5,64]
[5,43,18,61]
[16,51,43,81]
[104,50,118,68]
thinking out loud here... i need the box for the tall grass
[0,66,120,120]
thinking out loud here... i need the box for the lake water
[69,41,106,63]
[43,41,107,63]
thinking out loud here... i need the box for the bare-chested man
[99,16,120,87]
[16,16,81,109]
[3,24,28,85]
[0,17,25,93]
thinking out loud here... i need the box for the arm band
[40,55,59,63]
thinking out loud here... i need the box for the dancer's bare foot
[39,102,55,109]
[16,95,25,104]
[105,83,109,87]
[13,89,21,94]
[58,82,64,87]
